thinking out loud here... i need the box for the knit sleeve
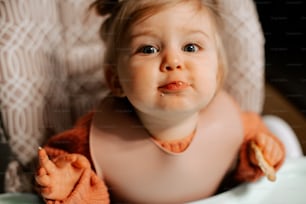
[233,112,285,182]
[42,112,110,204]
[44,112,94,161]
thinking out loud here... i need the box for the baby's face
[117,2,219,117]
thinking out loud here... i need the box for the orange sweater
[43,112,285,204]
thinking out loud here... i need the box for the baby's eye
[137,45,159,54]
[183,44,199,52]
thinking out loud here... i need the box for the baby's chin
[131,94,211,114]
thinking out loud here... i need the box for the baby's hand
[35,148,90,201]
[250,133,284,168]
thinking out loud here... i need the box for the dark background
[254,0,306,115]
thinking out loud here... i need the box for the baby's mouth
[158,81,190,92]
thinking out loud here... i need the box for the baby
[35,0,285,203]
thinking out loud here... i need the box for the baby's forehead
[127,5,215,36]
[135,1,212,21]
[112,1,219,49]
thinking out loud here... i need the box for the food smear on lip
[158,81,190,92]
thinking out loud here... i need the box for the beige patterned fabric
[1,0,61,166]
[0,0,107,192]
[4,160,32,193]
[0,0,106,165]
[219,0,265,113]
[0,0,264,192]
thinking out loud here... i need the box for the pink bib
[90,97,243,203]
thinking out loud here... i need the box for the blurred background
[254,0,306,154]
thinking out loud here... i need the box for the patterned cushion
[0,0,107,167]
[0,0,265,192]
[219,0,265,112]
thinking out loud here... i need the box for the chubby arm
[234,112,285,182]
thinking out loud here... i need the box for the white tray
[191,157,306,204]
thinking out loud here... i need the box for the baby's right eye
[137,45,159,54]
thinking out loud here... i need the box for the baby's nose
[160,51,183,72]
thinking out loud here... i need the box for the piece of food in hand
[250,141,276,181]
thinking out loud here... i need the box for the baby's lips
[159,81,189,91]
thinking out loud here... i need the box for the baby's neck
[136,111,199,141]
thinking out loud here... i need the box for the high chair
[0,0,304,203]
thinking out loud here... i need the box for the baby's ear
[104,66,125,97]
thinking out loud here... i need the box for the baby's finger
[262,136,275,155]
[266,143,283,165]
[90,171,101,186]
[40,186,52,196]
[35,173,51,186]
[72,155,90,169]
[38,148,56,174]
[38,147,50,165]
[254,133,268,147]
[53,153,76,162]
[46,200,62,204]
[36,167,47,177]
[256,134,283,166]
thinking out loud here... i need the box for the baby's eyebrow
[129,29,210,41]
[129,29,158,39]
[184,30,210,39]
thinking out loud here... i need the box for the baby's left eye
[183,44,199,52]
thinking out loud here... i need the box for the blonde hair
[90,0,228,87]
